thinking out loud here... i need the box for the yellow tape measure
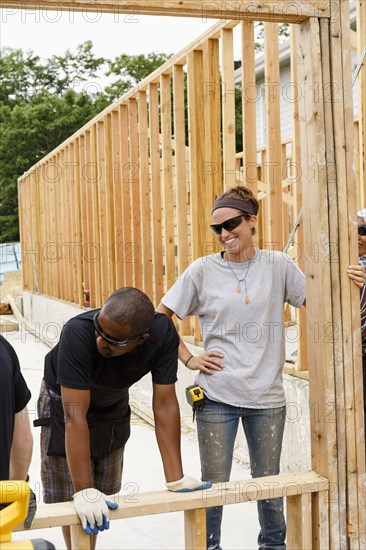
[185,385,205,409]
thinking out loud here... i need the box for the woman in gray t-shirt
[159,185,301,550]
[158,185,365,550]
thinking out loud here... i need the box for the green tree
[104,51,171,100]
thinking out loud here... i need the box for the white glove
[73,488,118,535]
[166,475,212,493]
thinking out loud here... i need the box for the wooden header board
[0,0,331,23]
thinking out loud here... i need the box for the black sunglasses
[358,224,366,236]
[93,312,146,347]
[210,214,250,235]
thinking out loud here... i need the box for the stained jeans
[196,398,287,550]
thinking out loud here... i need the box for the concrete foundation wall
[23,292,311,472]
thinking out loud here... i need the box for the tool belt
[34,384,130,460]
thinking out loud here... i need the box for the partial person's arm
[152,382,183,482]
[152,383,211,492]
[61,386,93,492]
[156,303,224,375]
[61,386,118,535]
[9,406,33,480]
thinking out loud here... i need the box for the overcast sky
[1,8,221,59]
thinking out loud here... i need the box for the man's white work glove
[73,488,118,535]
[166,475,212,493]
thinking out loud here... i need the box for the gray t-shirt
[162,248,306,408]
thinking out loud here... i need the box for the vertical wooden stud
[221,28,236,188]
[160,73,176,291]
[119,104,133,288]
[173,63,190,335]
[264,23,283,250]
[241,21,258,194]
[128,98,142,289]
[70,525,91,550]
[286,493,312,550]
[184,509,206,550]
[149,83,164,304]
[138,90,153,299]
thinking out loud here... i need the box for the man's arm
[61,386,93,492]
[9,406,33,480]
[152,383,183,482]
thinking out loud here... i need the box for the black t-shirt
[44,310,179,412]
[0,335,31,480]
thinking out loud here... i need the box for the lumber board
[78,134,88,303]
[319,18,348,549]
[148,83,164,303]
[0,319,19,332]
[72,141,84,306]
[187,49,205,261]
[184,509,206,550]
[356,0,366,207]
[264,22,283,250]
[15,471,328,531]
[119,104,133,287]
[173,64,190,336]
[241,20,257,193]
[286,493,312,550]
[110,109,124,290]
[0,1,331,22]
[89,125,102,307]
[295,16,340,549]
[70,525,91,550]
[160,73,176,291]
[202,37,222,259]
[128,98,142,289]
[82,131,95,306]
[290,26,307,372]
[138,91,153,299]
[105,115,117,296]
[221,27,236,188]
[327,2,366,546]
[97,120,110,303]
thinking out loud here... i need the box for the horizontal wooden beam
[0,1,331,23]
[14,471,328,531]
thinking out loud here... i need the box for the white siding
[238,42,360,149]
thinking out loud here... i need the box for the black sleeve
[150,315,179,385]
[2,337,31,412]
[56,321,96,390]
[0,336,30,481]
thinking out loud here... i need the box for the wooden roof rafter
[0,0,331,23]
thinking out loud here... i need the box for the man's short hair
[102,288,155,335]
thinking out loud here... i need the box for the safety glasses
[210,214,248,235]
[358,224,366,236]
[93,312,145,347]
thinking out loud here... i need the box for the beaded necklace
[225,252,255,304]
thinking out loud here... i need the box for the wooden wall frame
[11,0,366,547]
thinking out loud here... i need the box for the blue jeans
[196,398,286,550]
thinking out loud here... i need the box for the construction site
[0,1,365,549]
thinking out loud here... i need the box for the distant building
[234,1,359,149]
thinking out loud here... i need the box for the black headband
[212,197,257,216]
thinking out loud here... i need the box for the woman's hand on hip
[185,351,224,375]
